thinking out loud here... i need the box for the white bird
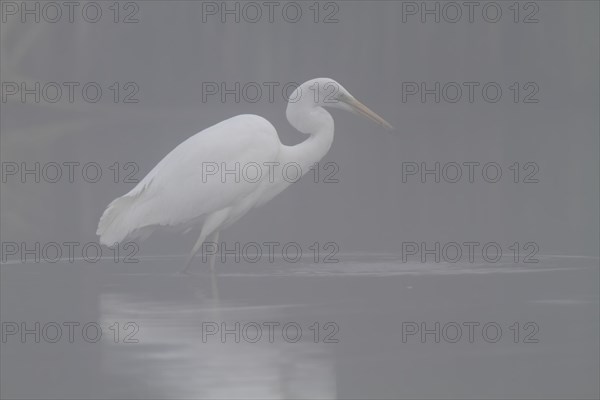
[97,78,392,273]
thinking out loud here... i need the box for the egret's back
[97,114,280,246]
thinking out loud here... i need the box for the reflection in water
[99,293,336,399]
[2,254,598,399]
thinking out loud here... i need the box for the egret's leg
[208,230,220,302]
[208,230,219,274]
[182,231,209,274]
[181,209,229,274]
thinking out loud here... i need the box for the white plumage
[97,78,392,272]
[97,115,279,244]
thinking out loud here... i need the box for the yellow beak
[344,96,393,130]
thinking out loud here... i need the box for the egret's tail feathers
[97,195,138,246]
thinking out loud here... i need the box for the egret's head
[288,78,393,131]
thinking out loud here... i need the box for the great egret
[97,78,392,273]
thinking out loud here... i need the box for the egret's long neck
[280,101,335,174]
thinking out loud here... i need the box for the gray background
[1,1,599,399]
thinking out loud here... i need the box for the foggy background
[1,1,599,399]
[1,1,598,256]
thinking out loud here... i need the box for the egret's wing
[97,115,280,245]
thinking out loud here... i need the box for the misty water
[1,254,598,399]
